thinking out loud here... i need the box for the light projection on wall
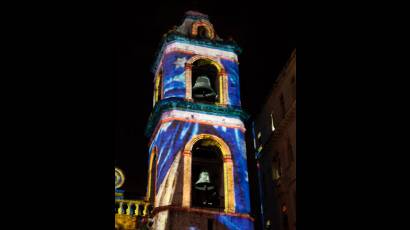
[154,42,241,107]
[154,151,181,208]
[146,11,253,230]
[147,112,253,228]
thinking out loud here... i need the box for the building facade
[145,11,254,230]
[252,50,296,230]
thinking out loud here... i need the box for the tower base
[152,206,254,230]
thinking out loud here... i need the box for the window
[257,131,262,150]
[191,59,219,104]
[282,204,290,230]
[158,71,162,101]
[153,69,163,106]
[150,154,157,199]
[272,157,281,181]
[207,219,213,230]
[270,113,275,131]
[148,151,157,203]
[197,26,210,39]
[272,167,280,181]
[191,139,224,210]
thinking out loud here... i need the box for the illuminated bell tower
[145,11,254,230]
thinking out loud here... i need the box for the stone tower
[145,11,254,230]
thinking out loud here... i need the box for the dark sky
[113,0,295,197]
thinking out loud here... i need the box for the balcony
[115,199,150,217]
[115,199,151,230]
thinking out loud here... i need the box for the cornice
[145,98,249,137]
[152,205,254,222]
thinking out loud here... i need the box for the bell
[194,171,214,191]
[192,76,217,100]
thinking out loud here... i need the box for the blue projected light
[148,13,253,229]
[150,119,251,214]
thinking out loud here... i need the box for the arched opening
[146,147,158,203]
[182,134,235,213]
[191,59,219,104]
[149,154,157,202]
[191,139,224,210]
[197,26,210,39]
[191,21,215,40]
[153,69,163,106]
[282,204,290,230]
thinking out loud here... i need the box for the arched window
[191,139,224,210]
[191,21,215,40]
[153,69,163,106]
[191,59,219,104]
[282,204,290,230]
[185,56,228,105]
[197,26,210,39]
[146,148,158,202]
[182,134,235,213]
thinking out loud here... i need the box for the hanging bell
[192,76,217,100]
[194,171,214,191]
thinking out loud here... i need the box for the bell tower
[145,11,254,230]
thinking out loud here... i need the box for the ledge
[152,205,254,221]
[145,98,249,137]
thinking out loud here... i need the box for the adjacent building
[251,50,296,230]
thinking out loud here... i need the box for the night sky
[113,0,295,198]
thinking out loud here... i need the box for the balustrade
[115,199,150,217]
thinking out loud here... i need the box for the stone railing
[115,199,151,217]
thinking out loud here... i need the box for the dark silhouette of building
[250,49,296,230]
